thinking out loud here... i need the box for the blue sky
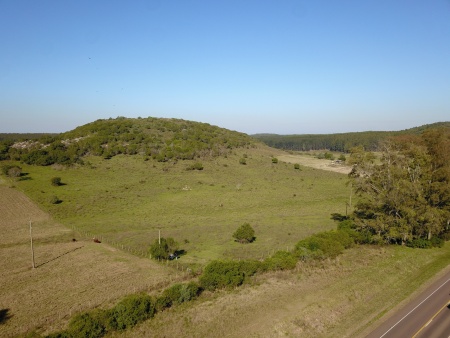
[1,0,449,134]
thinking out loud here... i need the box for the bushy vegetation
[1,164,22,177]
[199,260,262,291]
[45,282,199,338]
[232,223,255,243]
[51,177,62,186]
[1,117,255,166]
[349,128,450,245]
[149,237,178,260]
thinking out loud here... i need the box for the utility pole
[29,220,35,269]
[158,229,161,245]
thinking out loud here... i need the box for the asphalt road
[366,267,450,338]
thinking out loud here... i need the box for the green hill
[1,117,256,164]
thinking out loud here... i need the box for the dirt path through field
[0,183,175,337]
[278,154,352,174]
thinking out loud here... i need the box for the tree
[149,237,178,260]
[232,223,255,243]
[51,177,62,186]
[349,128,450,244]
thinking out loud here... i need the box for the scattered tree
[51,176,62,186]
[149,237,178,260]
[233,223,255,243]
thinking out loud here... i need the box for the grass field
[9,145,351,267]
[2,145,450,337]
[110,244,450,338]
[0,184,181,337]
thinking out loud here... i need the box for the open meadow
[2,143,450,337]
[9,145,351,267]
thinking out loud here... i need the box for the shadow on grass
[36,245,84,268]
[0,308,12,324]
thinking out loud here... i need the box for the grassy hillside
[2,117,255,164]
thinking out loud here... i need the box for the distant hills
[1,119,449,165]
[253,122,450,152]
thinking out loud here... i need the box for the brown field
[0,184,178,337]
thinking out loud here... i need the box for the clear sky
[1,0,449,135]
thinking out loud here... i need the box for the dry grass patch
[0,185,177,337]
[113,244,450,338]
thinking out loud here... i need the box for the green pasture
[10,149,350,265]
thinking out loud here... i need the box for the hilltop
[0,117,256,164]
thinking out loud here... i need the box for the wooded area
[349,127,450,245]
[254,122,450,152]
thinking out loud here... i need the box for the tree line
[253,122,450,152]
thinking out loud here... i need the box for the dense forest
[0,117,255,165]
[254,122,450,152]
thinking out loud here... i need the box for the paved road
[366,268,450,338]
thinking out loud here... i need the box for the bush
[67,310,106,338]
[199,260,263,291]
[149,237,178,260]
[107,294,155,331]
[186,162,203,170]
[272,157,278,164]
[294,163,300,169]
[431,237,444,248]
[51,177,62,186]
[406,238,433,249]
[1,164,22,177]
[233,223,255,243]
[200,260,245,291]
[264,251,297,271]
[239,158,246,165]
[157,282,200,310]
[316,230,355,249]
[49,196,61,204]
[295,235,345,260]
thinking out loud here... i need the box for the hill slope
[1,117,256,164]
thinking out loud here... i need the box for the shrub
[294,163,300,169]
[51,177,62,186]
[200,260,245,291]
[1,165,22,177]
[406,238,433,249]
[149,237,178,260]
[295,235,345,260]
[264,251,297,271]
[272,157,278,164]
[232,223,255,243]
[107,294,155,331]
[186,162,203,170]
[67,310,106,338]
[316,230,355,249]
[239,158,246,165]
[49,196,61,204]
[431,237,444,248]
[199,260,263,291]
